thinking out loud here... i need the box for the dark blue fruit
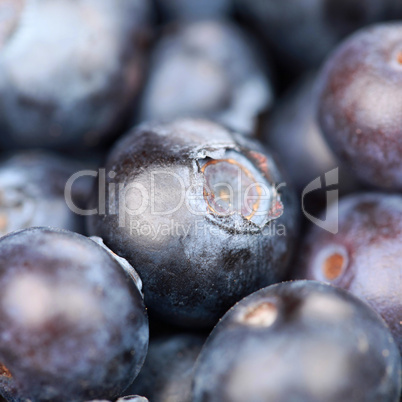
[298,193,402,357]
[0,151,91,236]
[317,23,402,190]
[0,228,148,402]
[126,334,205,402]
[87,118,298,328]
[0,0,152,150]
[137,21,273,135]
[193,281,401,402]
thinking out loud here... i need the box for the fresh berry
[87,118,298,328]
[0,228,148,402]
[317,23,402,189]
[193,281,401,402]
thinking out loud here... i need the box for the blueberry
[0,151,92,236]
[297,193,402,357]
[0,228,148,402]
[317,23,402,190]
[0,0,152,150]
[235,0,401,69]
[126,334,205,402]
[136,21,273,135]
[193,280,401,402]
[154,0,232,22]
[87,118,298,327]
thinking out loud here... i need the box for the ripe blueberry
[87,118,298,328]
[0,228,148,402]
[317,23,402,189]
[193,281,401,402]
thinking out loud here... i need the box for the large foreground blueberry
[193,281,401,402]
[87,119,298,328]
[0,228,148,402]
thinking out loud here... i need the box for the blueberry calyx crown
[195,145,283,232]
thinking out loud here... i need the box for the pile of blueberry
[0,1,401,401]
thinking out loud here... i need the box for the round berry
[87,119,298,328]
[193,281,401,402]
[317,23,402,189]
[0,228,148,402]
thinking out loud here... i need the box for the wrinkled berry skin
[0,0,151,150]
[137,21,273,135]
[0,228,148,402]
[235,0,401,69]
[0,151,91,236]
[193,281,401,402]
[126,334,205,402]
[317,23,402,190]
[154,0,231,22]
[298,193,402,356]
[87,119,298,328]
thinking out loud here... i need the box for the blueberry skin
[0,228,148,402]
[0,0,152,150]
[154,0,232,22]
[137,20,273,135]
[87,118,298,328]
[193,281,401,402]
[0,151,91,236]
[235,0,400,69]
[317,23,402,190]
[126,334,205,402]
[298,193,402,357]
